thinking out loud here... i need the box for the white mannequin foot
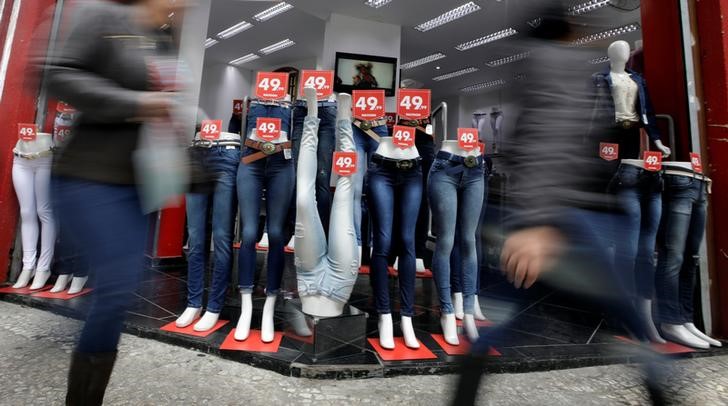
[441,313,459,346]
[175,307,201,328]
[684,323,722,347]
[258,233,269,249]
[473,296,487,321]
[286,236,295,250]
[50,274,73,293]
[638,298,666,343]
[12,268,35,289]
[67,276,89,295]
[289,310,312,337]
[415,258,426,273]
[234,293,253,341]
[453,292,464,320]
[261,295,277,343]
[193,311,220,332]
[661,323,710,349]
[463,314,480,342]
[30,269,51,290]
[401,316,420,349]
[378,314,395,350]
[336,92,352,121]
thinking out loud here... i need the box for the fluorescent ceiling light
[259,39,295,55]
[365,0,393,8]
[573,23,641,46]
[569,0,610,16]
[253,2,293,22]
[455,28,518,51]
[486,51,531,67]
[414,2,481,32]
[204,38,219,49]
[217,21,253,39]
[400,52,446,70]
[461,79,506,93]
[589,56,610,64]
[230,53,260,66]
[433,67,478,81]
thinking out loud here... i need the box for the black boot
[451,354,488,406]
[66,351,117,406]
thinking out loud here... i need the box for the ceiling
[204,0,642,98]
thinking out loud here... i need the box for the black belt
[192,139,241,148]
[616,120,639,129]
[371,154,421,171]
[436,151,483,169]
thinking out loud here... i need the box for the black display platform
[2,254,726,379]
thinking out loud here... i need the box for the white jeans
[295,116,359,303]
[12,155,55,271]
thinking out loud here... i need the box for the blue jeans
[185,146,240,313]
[612,164,663,299]
[415,131,435,259]
[656,175,708,324]
[52,176,148,353]
[291,101,337,234]
[367,158,423,316]
[429,153,485,314]
[353,124,388,245]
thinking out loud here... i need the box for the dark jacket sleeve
[43,6,141,122]
[641,78,663,144]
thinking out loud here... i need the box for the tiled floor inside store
[1,249,725,379]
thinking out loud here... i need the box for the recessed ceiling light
[400,52,446,70]
[435,66,441,70]
[217,21,253,39]
[204,38,219,49]
[573,23,641,46]
[485,51,531,67]
[253,2,294,22]
[259,39,296,55]
[365,0,393,8]
[461,79,506,92]
[455,28,518,51]
[414,2,481,32]
[589,56,611,64]
[433,67,479,81]
[569,0,610,16]
[230,53,260,66]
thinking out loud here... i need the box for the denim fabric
[612,164,662,299]
[290,101,337,234]
[353,124,388,245]
[429,155,485,314]
[367,159,423,316]
[238,103,294,294]
[656,175,708,324]
[246,103,291,136]
[51,176,148,353]
[185,146,240,313]
[415,130,435,260]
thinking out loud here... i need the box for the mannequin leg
[451,233,464,320]
[237,160,264,298]
[684,323,722,347]
[428,166,458,316]
[314,106,338,235]
[263,156,295,296]
[261,295,277,343]
[68,276,89,295]
[235,292,253,341]
[181,190,209,324]
[458,171,484,318]
[634,182,664,343]
[30,158,55,289]
[12,157,39,288]
[51,274,73,293]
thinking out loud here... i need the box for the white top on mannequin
[248,129,289,143]
[375,138,420,159]
[608,41,639,123]
[194,131,243,143]
[13,132,53,155]
[440,140,481,158]
[662,161,693,171]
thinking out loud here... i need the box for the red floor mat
[220,329,283,353]
[614,335,696,354]
[32,288,92,300]
[0,285,51,295]
[368,337,437,361]
[160,319,229,338]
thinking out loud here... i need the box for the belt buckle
[619,121,634,129]
[261,142,277,155]
[464,156,478,168]
[360,120,372,131]
[198,139,213,148]
[396,159,413,170]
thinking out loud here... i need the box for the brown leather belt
[397,118,431,135]
[242,139,292,165]
[617,120,638,129]
[352,119,387,142]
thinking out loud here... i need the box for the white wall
[458,87,519,154]
[198,61,253,124]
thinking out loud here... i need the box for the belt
[617,120,639,129]
[13,150,52,160]
[397,118,431,135]
[371,154,421,171]
[191,139,241,148]
[250,99,292,109]
[242,139,291,164]
[353,119,387,142]
[436,151,483,169]
[294,100,337,108]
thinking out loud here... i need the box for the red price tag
[332,151,357,176]
[479,142,486,156]
[55,126,71,143]
[392,125,416,149]
[18,123,37,141]
[384,112,396,129]
[300,70,334,99]
[397,89,431,120]
[599,142,619,161]
[56,101,75,114]
[200,119,222,140]
[352,90,385,121]
[233,99,243,116]
[256,117,281,142]
[690,152,703,173]
[255,72,289,100]
[643,151,662,172]
[457,128,479,151]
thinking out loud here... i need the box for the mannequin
[656,161,721,348]
[294,88,359,318]
[367,124,423,350]
[235,99,294,343]
[11,130,55,290]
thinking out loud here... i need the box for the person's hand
[654,140,672,158]
[501,226,566,289]
[136,92,175,121]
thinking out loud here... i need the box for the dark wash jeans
[52,176,148,353]
[428,154,485,314]
[354,124,389,245]
[656,174,708,324]
[367,159,423,316]
[185,146,240,313]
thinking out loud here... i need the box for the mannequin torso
[440,140,481,158]
[375,137,420,160]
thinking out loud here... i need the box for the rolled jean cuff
[186,303,202,309]
[297,285,350,305]
[440,306,455,314]
[238,286,254,294]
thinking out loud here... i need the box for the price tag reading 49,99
[352,90,385,121]
[256,117,281,142]
[457,128,479,151]
[233,99,244,116]
[643,151,662,172]
[690,152,703,174]
[392,125,416,149]
[300,70,334,99]
[256,72,289,100]
[397,89,431,120]
[332,151,357,176]
[18,123,37,141]
[200,119,222,141]
[599,142,619,161]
